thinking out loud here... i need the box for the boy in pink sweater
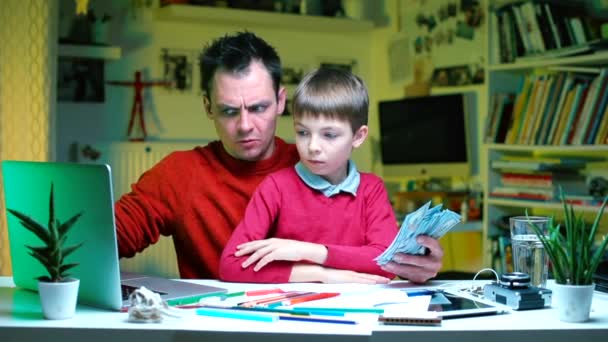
[220,67,398,284]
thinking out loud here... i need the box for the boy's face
[204,61,286,161]
[294,114,368,185]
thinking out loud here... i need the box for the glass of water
[509,216,550,288]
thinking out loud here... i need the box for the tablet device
[427,289,509,319]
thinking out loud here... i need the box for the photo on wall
[160,48,197,92]
[57,57,104,102]
[282,63,309,116]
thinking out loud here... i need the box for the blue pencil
[196,308,278,322]
[278,315,357,325]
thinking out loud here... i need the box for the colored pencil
[239,291,313,307]
[195,308,277,322]
[269,292,340,307]
[278,315,357,325]
[222,291,246,298]
[246,288,285,296]
[290,306,384,314]
[197,304,310,316]
[166,292,227,306]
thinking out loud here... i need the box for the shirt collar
[295,160,360,197]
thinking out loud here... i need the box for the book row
[484,69,608,146]
[491,1,605,64]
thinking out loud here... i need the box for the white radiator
[88,141,208,278]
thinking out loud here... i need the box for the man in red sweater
[115,32,444,283]
[220,68,397,284]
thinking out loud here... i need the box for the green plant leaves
[7,183,84,282]
[528,187,608,285]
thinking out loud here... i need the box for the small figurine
[75,0,90,15]
[107,71,170,141]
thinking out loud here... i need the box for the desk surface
[1,277,607,342]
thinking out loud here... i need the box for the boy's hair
[292,67,368,132]
[199,31,282,99]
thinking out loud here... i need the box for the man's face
[205,61,286,161]
[295,114,367,185]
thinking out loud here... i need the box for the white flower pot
[553,283,595,323]
[38,278,80,320]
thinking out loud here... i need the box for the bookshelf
[155,4,374,32]
[482,0,608,271]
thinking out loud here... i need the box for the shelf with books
[489,0,608,66]
[486,197,607,212]
[481,144,608,266]
[155,4,374,32]
[488,50,608,72]
[482,0,608,271]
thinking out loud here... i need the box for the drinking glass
[509,216,550,288]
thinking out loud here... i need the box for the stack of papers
[376,201,461,265]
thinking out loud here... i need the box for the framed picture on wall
[281,64,310,116]
[318,57,357,73]
[57,57,105,102]
[431,65,472,87]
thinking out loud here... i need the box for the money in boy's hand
[375,201,461,265]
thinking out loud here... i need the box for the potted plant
[7,183,84,320]
[530,189,608,323]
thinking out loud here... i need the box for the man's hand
[235,238,327,271]
[380,235,444,283]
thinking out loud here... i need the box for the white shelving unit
[155,4,374,32]
[481,3,608,268]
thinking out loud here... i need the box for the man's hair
[292,67,368,132]
[199,31,282,99]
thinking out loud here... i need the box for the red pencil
[238,291,311,307]
[269,292,340,307]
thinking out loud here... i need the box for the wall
[55,0,385,173]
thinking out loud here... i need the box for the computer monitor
[378,93,472,178]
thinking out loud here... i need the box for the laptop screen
[2,161,123,309]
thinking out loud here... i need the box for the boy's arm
[322,177,397,278]
[289,264,390,284]
[218,176,293,283]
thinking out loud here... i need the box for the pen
[195,308,278,322]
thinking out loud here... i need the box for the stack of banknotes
[376,201,462,265]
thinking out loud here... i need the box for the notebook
[2,160,226,311]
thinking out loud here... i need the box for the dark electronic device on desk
[593,260,608,293]
[483,272,552,310]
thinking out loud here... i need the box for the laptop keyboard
[121,284,139,300]
[121,284,168,301]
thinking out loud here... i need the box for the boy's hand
[380,235,444,283]
[235,238,327,271]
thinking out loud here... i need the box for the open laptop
[2,160,226,311]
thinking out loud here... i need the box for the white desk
[1,277,607,342]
